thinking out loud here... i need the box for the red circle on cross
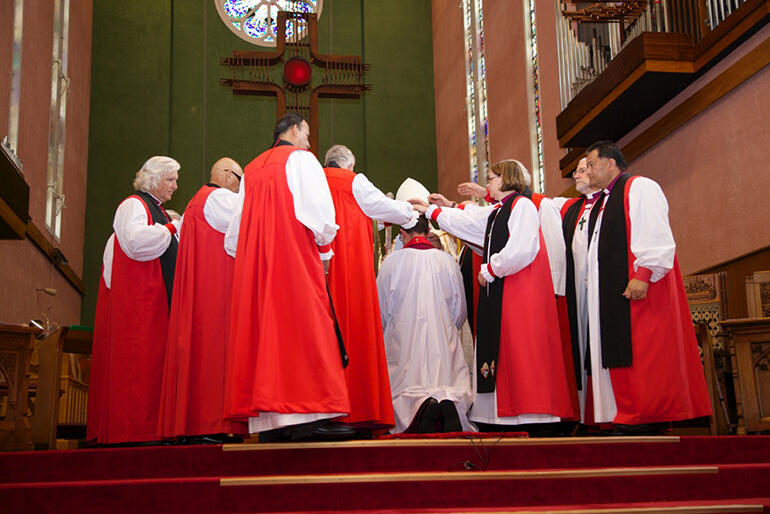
[283,57,312,87]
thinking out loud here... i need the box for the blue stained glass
[243,14,268,38]
[224,0,252,18]
[219,0,319,45]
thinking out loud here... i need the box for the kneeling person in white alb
[377,215,473,433]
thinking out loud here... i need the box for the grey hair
[324,145,356,169]
[512,159,532,186]
[133,156,180,192]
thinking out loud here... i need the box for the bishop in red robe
[157,157,248,441]
[420,160,576,433]
[223,114,352,440]
[321,144,416,431]
[577,142,711,433]
[88,156,181,444]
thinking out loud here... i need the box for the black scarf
[133,191,178,308]
[475,192,520,393]
[562,197,587,388]
[595,173,634,368]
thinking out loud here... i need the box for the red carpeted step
[216,464,770,512]
[342,498,770,512]
[3,436,770,484]
[2,463,769,512]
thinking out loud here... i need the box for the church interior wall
[81,0,438,325]
[483,0,534,168]
[431,0,572,197]
[622,61,770,275]
[431,0,471,197]
[0,1,12,133]
[534,0,574,196]
[0,1,92,328]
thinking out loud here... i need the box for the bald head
[210,157,243,193]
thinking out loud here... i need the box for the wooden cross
[220,11,370,155]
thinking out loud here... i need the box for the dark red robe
[323,166,394,428]
[158,185,247,438]
[225,145,350,422]
[87,196,171,444]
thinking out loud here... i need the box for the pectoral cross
[220,11,370,155]
[578,217,587,230]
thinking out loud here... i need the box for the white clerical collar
[147,192,162,206]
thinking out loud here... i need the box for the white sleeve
[286,150,339,259]
[376,259,393,330]
[426,204,492,248]
[102,234,115,289]
[551,197,569,211]
[352,174,415,225]
[113,197,173,262]
[204,188,238,234]
[628,177,675,283]
[224,177,245,258]
[486,199,540,279]
[443,255,468,329]
[538,198,567,295]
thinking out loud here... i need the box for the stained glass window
[462,0,489,186]
[5,0,24,159]
[215,0,322,47]
[45,0,69,239]
[527,0,545,192]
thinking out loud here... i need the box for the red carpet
[1,436,769,513]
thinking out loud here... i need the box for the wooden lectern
[0,324,41,450]
[30,326,92,449]
[719,317,770,434]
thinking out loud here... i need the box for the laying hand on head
[428,193,453,207]
[408,197,429,208]
[457,182,486,198]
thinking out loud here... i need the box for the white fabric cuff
[319,249,334,260]
[401,211,419,230]
[425,204,439,219]
[480,263,495,283]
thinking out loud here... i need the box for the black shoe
[406,397,438,433]
[417,399,442,434]
[439,400,462,433]
[312,422,356,441]
[605,423,664,436]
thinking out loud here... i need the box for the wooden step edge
[455,504,765,513]
[219,465,717,486]
[222,436,680,452]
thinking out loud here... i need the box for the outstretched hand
[428,193,453,207]
[458,182,486,198]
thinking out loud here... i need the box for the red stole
[158,186,247,437]
[87,196,170,444]
[323,166,394,428]
[225,146,350,421]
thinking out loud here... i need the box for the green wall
[81,0,437,324]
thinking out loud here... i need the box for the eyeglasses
[225,169,242,182]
